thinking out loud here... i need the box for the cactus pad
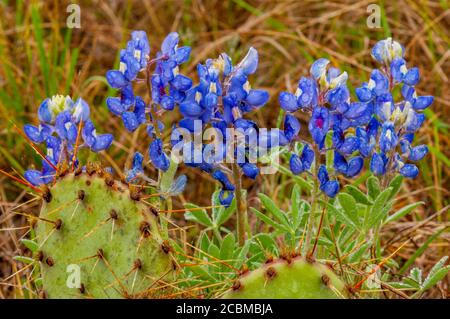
[223,257,347,299]
[35,170,174,298]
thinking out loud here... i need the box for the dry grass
[0,0,448,298]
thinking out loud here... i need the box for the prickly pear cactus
[223,257,347,299]
[35,168,174,299]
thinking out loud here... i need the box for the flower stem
[304,146,320,256]
[232,162,247,246]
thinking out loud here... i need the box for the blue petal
[174,46,191,64]
[310,58,329,80]
[24,170,44,186]
[278,92,299,112]
[106,70,128,89]
[318,165,329,185]
[212,170,235,191]
[300,144,315,170]
[409,145,428,161]
[161,32,179,56]
[160,95,175,111]
[346,156,364,177]
[245,89,269,107]
[379,121,398,153]
[72,98,90,123]
[284,114,300,142]
[333,151,348,175]
[326,86,349,107]
[218,190,234,207]
[122,112,139,132]
[82,120,96,148]
[355,86,373,102]
[308,107,329,147]
[24,124,44,143]
[241,163,259,179]
[132,152,144,171]
[171,74,192,91]
[149,138,170,172]
[92,134,113,152]
[179,118,198,132]
[370,153,386,175]
[297,77,317,108]
[344,102,369,120]
[289,154,304,175]
[321,180,339,198]
[404,67,419,86]
[180,101,203,118]
[412,96,433,110]
[239,47,258,75]
[390,58,406,83]
[399,164,419,178]
[371,70,389,96]
[38,98,52,123]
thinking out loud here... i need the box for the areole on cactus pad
[34,166,175,298]
[222,257,347,299]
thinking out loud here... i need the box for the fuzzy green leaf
[220,233,236,263]
[387,175,403,200]
[184,203,213,227]
[367,176,381,199]
[386,202,424,224]
[21,239,39,252]
[259,193,290,228]
[344,185,373,205]
[368,187,392,228]
[325,201,359,231]
[251,207,290,233]
[422,257,450,291]
[338,193,359,227]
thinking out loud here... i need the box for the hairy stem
[304,146,320,256]
[232,162,247,246]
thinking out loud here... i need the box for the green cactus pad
[35,171,174,299]
[222,257,347,299]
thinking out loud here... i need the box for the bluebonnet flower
[126,152,145,182]
[24,96,113,186]
[149,138,170,172]
[170,47,273,205]
[279,57,363,197]
[151,32,192,106]
[106,31,153,133]
[356,38,433,179]
[106,30,192,193]
[371,37,404,64]
[289,144,314,175]
[317,165,339,198]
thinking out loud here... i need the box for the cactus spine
[35,168,174,298]
[223,257,347,299]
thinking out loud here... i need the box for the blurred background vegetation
[0,0,448,298]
